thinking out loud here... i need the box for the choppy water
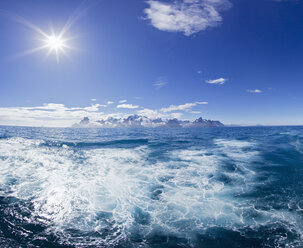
[0,126,303,247]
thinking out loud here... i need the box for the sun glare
[41,34,70,62]
[5,10,81,63]
[46,36,64,51]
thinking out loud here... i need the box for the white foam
[292,139,303,154]
[0,137,302,246]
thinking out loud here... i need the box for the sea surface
[0,126,303,248]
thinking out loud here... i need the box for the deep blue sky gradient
[0,0,303,125]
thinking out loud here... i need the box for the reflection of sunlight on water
[0,137,302,246]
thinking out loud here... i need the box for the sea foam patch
[0,136,302,247]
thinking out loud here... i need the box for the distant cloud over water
[0,100,209,127]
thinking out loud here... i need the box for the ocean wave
[291,139,303,154]
[0,134,302,247]
[39,138,150,149]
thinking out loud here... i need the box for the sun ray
[56,50,59,64]
[58,0,100,38]
[41,34,72,63]
[0,0,101,63]
[0,10,49,38]
[7,45,48,61]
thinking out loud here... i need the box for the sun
[6,11,80,63]
[45,36,65,52]
[40,34,70,62]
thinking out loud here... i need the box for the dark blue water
[0,126,303,247]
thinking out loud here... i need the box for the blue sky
[0,0,302,127]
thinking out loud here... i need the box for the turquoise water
[0,126,303,247]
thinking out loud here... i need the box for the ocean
[0,126,303,248]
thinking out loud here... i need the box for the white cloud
[206,77,227,85]
[161,101,208,112]
[84,104,106,112]
[0,101,208,127]
[144,0,231,36]
[91,98,97,101]
[0,103,107,127]
[119,100,127,103]
[137,108,183,119]
[116,104,139,109]
[137,101,208,119]
[23,103,66,111]
[107,101,114,105]
[170,112,183,119]
[137,108,162,119]
[247,89,262,93]
[197,70,202,74]
[153,77,168,89]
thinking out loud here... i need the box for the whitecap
[0,137,302,247]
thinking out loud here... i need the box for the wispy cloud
[107,101,114,105]
[116,104,139,109]
[206,77,227,85]
[247,89,262,93]
[160,101,208,113]
[153,77,168,89]
[144,0,232,36]
[91,98,97,102]
[119,100,127,103]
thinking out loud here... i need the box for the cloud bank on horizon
[0,100,209,127]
